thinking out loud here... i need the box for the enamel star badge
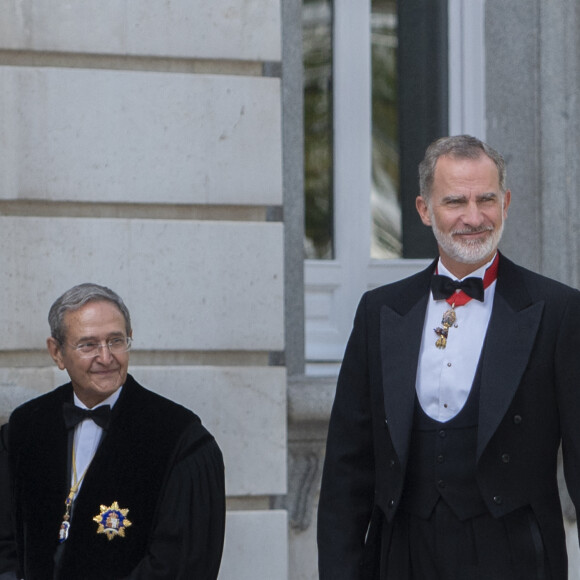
[93,501,132,540]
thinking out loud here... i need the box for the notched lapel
[477,294,544,460]
[380,296,427,467]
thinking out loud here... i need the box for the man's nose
[95,343,114,362]
[462,202,485,226]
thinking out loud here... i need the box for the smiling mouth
[453,228,493,237]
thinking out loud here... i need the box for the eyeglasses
[68,337,133,359]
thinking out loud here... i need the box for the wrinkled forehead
[434,154,501,186]
[62,300,128,340]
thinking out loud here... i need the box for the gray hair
[418,135,507,201]
[48,283,132,344]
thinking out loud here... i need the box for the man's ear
[415,196,432,226]
[47,337,66,371]
[503,189,511,219]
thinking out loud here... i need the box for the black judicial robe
[0,425,16,580]
[0,374,225,580]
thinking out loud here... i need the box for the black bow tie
[431,275,485,302]
[63,402,111,430]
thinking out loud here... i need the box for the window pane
[371,0,401,259]
[303,0,334,260]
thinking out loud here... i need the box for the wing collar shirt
[415,254,497,422]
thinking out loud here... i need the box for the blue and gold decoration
[93,501,132,540]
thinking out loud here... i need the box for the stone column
[487,1,580,576]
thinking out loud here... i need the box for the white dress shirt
[415,255,497,422]
[71,387,122,495]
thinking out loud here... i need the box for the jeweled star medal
[93,501,132,540]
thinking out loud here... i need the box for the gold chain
[59,441,94,542]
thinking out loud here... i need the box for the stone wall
[0,2,288,578]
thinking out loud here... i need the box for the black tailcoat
[318,255,580,579]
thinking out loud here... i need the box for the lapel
[379,255,545,468]
[380,262,434,468]
[36,386,72,496]
[476,255,544,460]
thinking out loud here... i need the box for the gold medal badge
[93,501,132,540]
[434,306,457,349]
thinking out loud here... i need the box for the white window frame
[304,0,486,375]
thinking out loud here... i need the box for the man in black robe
[0,283,225,579]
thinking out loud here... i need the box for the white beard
[430,211,505,265]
